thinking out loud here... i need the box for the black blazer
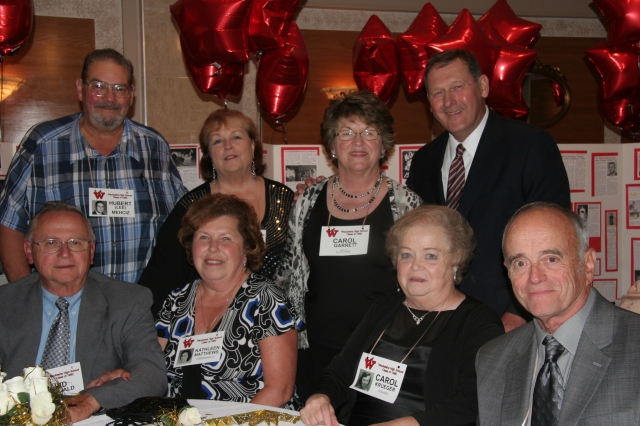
[407,110,571,315]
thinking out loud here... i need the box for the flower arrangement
[0,367,68,426]
[159,405,202,426]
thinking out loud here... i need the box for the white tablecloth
[74,400,300,425]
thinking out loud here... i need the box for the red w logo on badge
[326,228,339,237]
[94,190,105,199]
[183,338,194,348]
[365,356,376,369]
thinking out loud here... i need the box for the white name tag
[261,229,267,243]
[350,353,406,404]
[46,362,84,395]
[89,187,136,217]
[319,225,370,256]
[176,331,225,366]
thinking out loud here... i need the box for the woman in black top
[300,205,504,426]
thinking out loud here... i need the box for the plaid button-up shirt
[0,113,187,283]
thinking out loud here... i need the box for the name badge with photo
[46,362,84,396]
[88,188,136,217]
[176,331,225,366]
[319,225,370,256]
[349,353,406,404]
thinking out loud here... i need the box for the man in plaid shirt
[0,48,186,284]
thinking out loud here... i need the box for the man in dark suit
[476,202,640,425]
[407,49,570,331]
[0,201,166,422]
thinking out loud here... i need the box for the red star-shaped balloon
[478,0,542,49]
[427,9,501,80]
[0,0,33,56]
[256,21,309,122]
[484,23,537,120]
[397,3,449,94]
[248,0,300,53]
[353,15,400,104]
[593,0,640,46]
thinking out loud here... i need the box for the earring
[212,164,217,184]
[244,262,247,271]
[331,153,337,159]
[251,160,256,178]
[453,267,457,283]
[380,150,385,159]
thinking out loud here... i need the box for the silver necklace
[404,303,429,325]
[332,176,382,213]
[337,173,383,199]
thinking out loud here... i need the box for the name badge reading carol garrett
[89,188,136,218]
[46,362,84,396]
[350,353,406,403]
[320,225,370,256]
[176,331,225,367]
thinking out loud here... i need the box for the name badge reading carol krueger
[89,188,136,218]
[176,331,225,367]
[46,362,84,396]
[350,353,406,404]
[320,225,370,256]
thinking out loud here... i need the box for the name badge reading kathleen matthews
[176,332,225,367]
[319,225,370,256]
[350,352,406,404]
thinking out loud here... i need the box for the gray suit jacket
[0,270,167,408]
[476,290,640,425]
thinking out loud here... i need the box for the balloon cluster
[171,0,308,123]
[0,0,33,57]
[586,0,640,132]
[353,0,540,119]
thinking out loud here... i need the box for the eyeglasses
[83,80,132,98]
[335,129,380,141]
[33,238,91,253]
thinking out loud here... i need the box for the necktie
[41,297,71,369]
[446,144,465,210]
[532,335,566,426]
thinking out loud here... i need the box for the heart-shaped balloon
[397,3,448,94]
[478,0,542,48]
[353,15,400,104]
[256,21,309,122]
[0,0,33,56]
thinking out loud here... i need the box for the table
[75,400,300,425]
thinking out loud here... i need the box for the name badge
[176,331,225,366]
[350,353,406,404]
[89,187,136,217]
[46,362,84,396]
[261,229,267,243]
[319,225,370,256]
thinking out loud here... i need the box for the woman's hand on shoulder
[300,394,339,426]
[293,176,326,202]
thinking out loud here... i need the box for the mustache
[94,101,122,110]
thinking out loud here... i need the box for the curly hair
[199,109,266,182]
[386,205,475,285]
[320,90,395,167]
[178,194,267,272]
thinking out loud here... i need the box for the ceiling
[301,0,600,19]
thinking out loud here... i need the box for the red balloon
[181,37,244,100]
[171,0,251,65]
[0,0,33,56]
[484,24,537,120]
[397,3,448,94]
[353,15,400,104]
[427,9,501,80]
[478,0,541,49]
[586,42,640,129]
[256,21,309,122]
[248,0,300,53]
[593,0,640,46]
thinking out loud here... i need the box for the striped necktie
[446,143,465,210]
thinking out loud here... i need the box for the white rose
[30,392,56,425]
[5,376,27,395]
[0,389,15,415]
[178,406,202,426]
[23,366,45,379]
[26,377,49,398]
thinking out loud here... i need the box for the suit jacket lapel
[458,110,503,217]
[501,325,537,425]
[75,275,108,383]
[558,294,613,425]
[430,136,447,205]
[15,279,44,365]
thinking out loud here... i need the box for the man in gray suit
[476,202,640,425]
[0,201,166,422]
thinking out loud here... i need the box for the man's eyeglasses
[33,238,91,253]
[335,129,380,141]
[83,80,132,98]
